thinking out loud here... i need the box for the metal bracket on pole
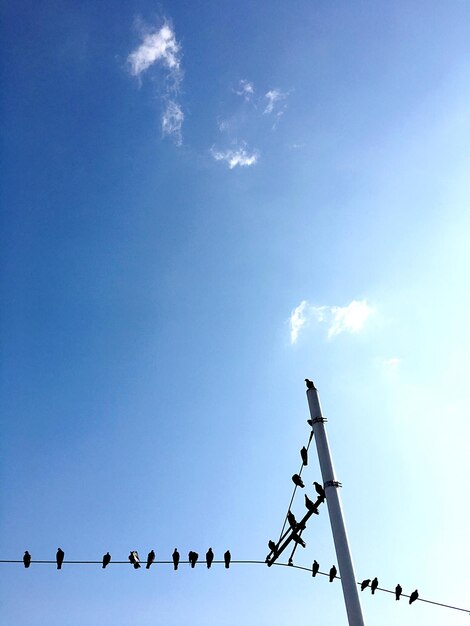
[325,480,342,489]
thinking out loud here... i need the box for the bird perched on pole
[56,548,64,570]
[102,552,111,569]
[188,551,198,568]
[146,550,155,569]
[300,446,308,466]
[305,379,315,390]
[292,474,305,488]
[129,551,141,569]
[360,579,371,591]
[172,549,180,571]
[311,560,319,577]
[329,565,337,582]
[395,584,402,601]
[371,577,379,594]
[206,548,214,569]
[23,551,31,568]
[291,532,306,548]
[313,481,326,500]
[287,511,297,530]
[224,550,231,568]
[409,590,419,605]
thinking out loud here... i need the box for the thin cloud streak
[162,100,184,145]
[211,145,259,169]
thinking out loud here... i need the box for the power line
[1,558,468,615]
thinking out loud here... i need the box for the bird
[360,579,371,591]
[129,551,141,569]
[268,540,276,553]
[304,494,319,514]
[172,549,180,571]
[395,584,402,601]
[311,560,319,577]
[300,446,308,466]
[292,474,305,488]
[206,548,214,569]
[291,531,306,548]
[23,551,31,568]
[329,565,337,582]
[409,589,419,605]
[102,552,111,569]
[287,511,297,529]
[146,550,155,569]
[56,548,64,570]
[305,379,315,390]
[371,577,378,594]
[313,481,326,500]
[224,550,231,568]
[189,551,198,568]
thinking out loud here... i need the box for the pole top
[305,379,316,390]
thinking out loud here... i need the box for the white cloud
[234,79,254,101]
[211,145,259,169]
[264,89,288,114]
[288,299,374,344]
[382,357,401,369]
[162,101,184,145]
[128,23,181,77]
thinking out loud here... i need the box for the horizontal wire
[1,558,468,614]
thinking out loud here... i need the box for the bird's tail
[134,563,140,569]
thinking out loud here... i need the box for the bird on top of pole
[305,379,315,390]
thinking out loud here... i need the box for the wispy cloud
[127,20,184,145]
[211,144,259,169]
[288,299,374,344]
[263,89,288,114]
[234,79,254,101]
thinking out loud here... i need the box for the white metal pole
[306,383,365,626]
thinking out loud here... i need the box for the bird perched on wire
[206,548,214,569]
[102,552,111,569]
[409,590,419,605]
[360,579,371,591]
[287,511,297,530]
[224,550,231,568]
[23,551,31,568]
[371,577,379,594]
[329,565,337,582]
[311,560,319,577]
[291,532,306,548]
[172,549,180,571]
[56,548,65,570]
[292,474,305,488]
[305,379,315,390]
[146,550,155,569]
[300,446,308,466]
[129,551,141,569]
[268,540,277,553]
[188,551,198,568]
[395,584,402,601]
[313,481,326,500]
[304,494,319,514]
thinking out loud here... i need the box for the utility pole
[306,382,365,626]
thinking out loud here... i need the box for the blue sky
[1,1,469,624]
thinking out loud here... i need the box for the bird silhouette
[292,474,305,488]
[371,577,378,594]
[56,548,64,570]
[304,494,319,513]
[311,560,319,577]
[102,552,111,569]
[206,548,214,569]
[224,550,231,568]
[129,551,141,569]
[23,551,31,568]
[146,550,155,569]
[291,532,306,548]
[409,590,419,605]
[395,584,402,601]
[313,482,325,500]
[172,549,180,571]
[287,511,297,529]
[300,446,308,466]
[268,540,276,553]
[189,551,198,568]
[305,379,315,390]
[329,565,337,582]
[361,579,371,591]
